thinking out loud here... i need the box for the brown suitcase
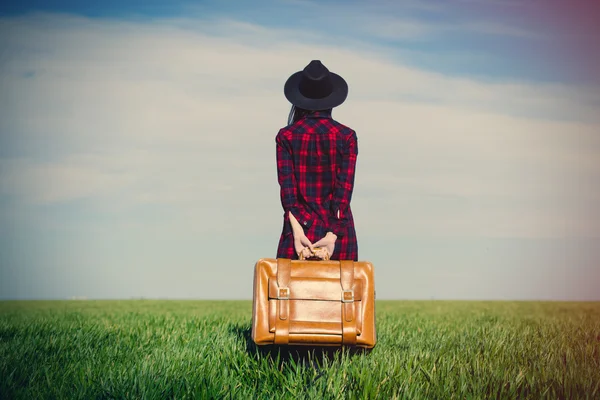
[251,258,376,348]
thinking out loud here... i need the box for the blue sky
[1,0,599,300]
[3,0,597,85]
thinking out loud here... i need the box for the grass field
[0,300,599,399]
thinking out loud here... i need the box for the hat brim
[284,71,348,110]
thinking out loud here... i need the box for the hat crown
[299,60,333,100]
[304,60,329,80]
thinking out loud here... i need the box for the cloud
[271,0,550,42]
[1,12,599,242]
[0,10,599,300]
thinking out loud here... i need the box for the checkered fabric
[275,110,359,261]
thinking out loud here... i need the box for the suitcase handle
[298,247,330,261]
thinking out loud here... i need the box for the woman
[276,60,359,261]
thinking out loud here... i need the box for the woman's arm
[312,131,357,258]
[276,132,315,229]
[328,130,358,237]
[289,211,314,258]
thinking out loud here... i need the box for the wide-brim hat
[284,60,348,110]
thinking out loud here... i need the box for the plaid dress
[275,110,359,261]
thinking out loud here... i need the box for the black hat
[284,60,348,110]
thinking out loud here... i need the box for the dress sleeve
[328,130,358,237]
[276,131,315,231]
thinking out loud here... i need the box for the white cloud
[1,13,599,241]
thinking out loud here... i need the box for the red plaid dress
[276,110,359,261]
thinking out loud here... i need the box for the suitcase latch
[342,290,354,303]
[278,287,290,300]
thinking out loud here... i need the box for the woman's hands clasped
[289,211,337,260]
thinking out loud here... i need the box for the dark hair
[287,105,332,126]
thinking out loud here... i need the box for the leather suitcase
[251,258,376,348]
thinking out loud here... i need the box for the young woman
[275,60,359,261]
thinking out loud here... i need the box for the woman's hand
[293,233,313,258]
[289,211,313,257]
[313,232,337,258]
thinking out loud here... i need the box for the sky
[0,0,599,300]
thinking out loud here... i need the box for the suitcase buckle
[342,290,354,303]
[278,287,290,300]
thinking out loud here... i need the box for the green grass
[0,300,599,399]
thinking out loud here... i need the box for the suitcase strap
[274,258,291,345]
[340,260,357,345]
